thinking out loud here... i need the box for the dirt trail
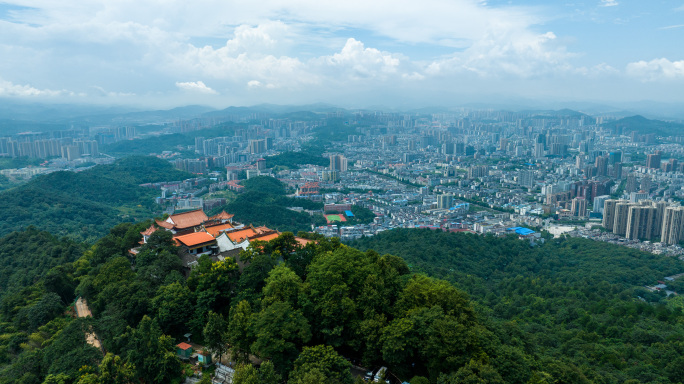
[75,297,103,352]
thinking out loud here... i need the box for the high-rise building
[613,201,632,236]
[593,195,610,214]
[608,151,622,165]
[654,201,667,237]
[626,204,656,240]
[248,139,267,154]
[321,170,339,182]
[329,154,348,172]
[595,156,608,177]
[646,152,661,169]
[661,206,684,245]
[519,170,536,188]
[640,176,652,193]
[603,199,621,230]
[611,163,623,179]
[571,197,587,217]
[468,165,489,179]
[625,174,638,194]
[437,194,454,209]
[630,191,649,203]
[195,137,205,154]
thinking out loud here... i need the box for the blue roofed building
[507,226,540,239]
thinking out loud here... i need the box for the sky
[0,0,683,109]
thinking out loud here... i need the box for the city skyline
[0,1,683,109]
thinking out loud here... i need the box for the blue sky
[0,0,682,109]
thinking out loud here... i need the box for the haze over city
[0,0,683,110]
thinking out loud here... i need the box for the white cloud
[426,30,571,78]
[0,79,63,97]
[315,38,403,80]
[175,81,218,94]
[600,0,619,7]
[626,58,684,81]
[247,80,277,89]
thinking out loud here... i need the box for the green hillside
[603,115,684,137]
[3,224,684,383]
[215,176,326,232]
[349,229,684,384]
[0,156,190,242]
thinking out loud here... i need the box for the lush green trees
[151,282,194,337]
[288,345,353,384]
[0,156,187,241]
[350,229,684,384]
[232,361,281,384]
[202,311,229,363]
[5,220,684,384]
[227,300,254,364]
[75,353,136,384]
[250,301,311,373]
[117,316,182,384]
[214,176,325,233]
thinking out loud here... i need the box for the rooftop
[167,209,209,229]
[204,222,234,237]
[226,227,258,243]
[174,232,216,247]
[177,342,192,351]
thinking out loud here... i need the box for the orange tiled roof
[210,211,234,221]
[204,222,234,237]
[254,226,272,234]
[250,232,280,242]
[155,219,174,229]
[140,225,158,236]
[177,342,192,350]
[173,232,216,247]
[226,228,258,243]
[295,237,313,246]
[167,209,208,229]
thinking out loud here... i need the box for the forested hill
[0,156,189,242]
[349,229,684,383]
[602,115,684,137]
[2,223,684,383]
[214,176,326,232]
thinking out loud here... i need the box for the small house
[177,342,193,360]
[198,349,212,365]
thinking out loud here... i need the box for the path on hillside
[75,297,103,353]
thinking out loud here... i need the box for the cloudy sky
[0,0,683,109]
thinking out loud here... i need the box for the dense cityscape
[4,108,684,257]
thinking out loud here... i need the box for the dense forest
[350,229,684,383]
[0,156,190,242]
[263,144,329,170]
[215,176,326,233]
[2,222,684,383]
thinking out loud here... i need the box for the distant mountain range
[1,98,683,136]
